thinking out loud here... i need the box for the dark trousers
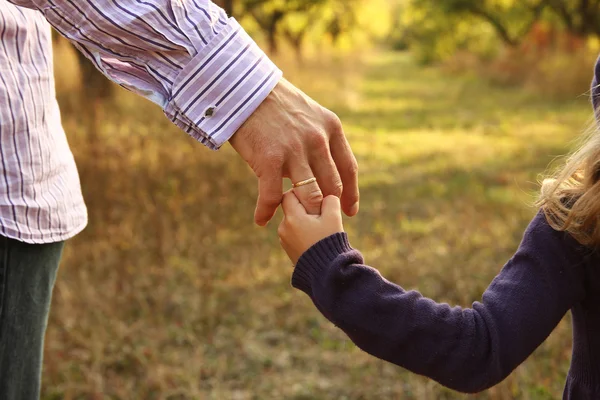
[0,235,64,400]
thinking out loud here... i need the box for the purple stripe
[48,8,176,86]
[0,120,11,237]
[210,68,277,137]
[8,6,45,234]
[7,11,31,235]
[79,0,180,51]
[172,26,241,98]
[135,0,185,36]
[182,2,208,45]
[32,18,56,238]
[181,41,251,114]
[77,42,105,72]
[103,61,158,88]
[0,12,25,239]
[191,0,214,22]
[63,0,184,73]
[215,55,265,107]
[147,56,174,85]
[64,0,152,54]
[45,186,64,235]
[47,8,141,70]
[188,1,222,35]
[140,59,175,84]
[75,33,174,85]
[78,0,182,70]
[154,51,181,70]
[24,31,44,233]
[21,13,45,234]
[49,173,70,235]
[110,0,182,50]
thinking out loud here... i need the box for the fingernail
[350,202,359,215]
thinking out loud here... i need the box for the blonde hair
[539,117,600,246]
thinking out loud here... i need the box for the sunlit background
[46,1,597,398]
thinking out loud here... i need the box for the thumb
[321,195,342,219]
[282,190,307,216]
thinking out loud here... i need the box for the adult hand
[229,78,359,226]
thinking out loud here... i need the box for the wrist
[229,78,285,146]
[292,232,354,294]
[171,18,282,148]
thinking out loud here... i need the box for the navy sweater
[292,211,600,398]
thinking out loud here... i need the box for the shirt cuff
[291,232,355,296]
[165,18,282,150]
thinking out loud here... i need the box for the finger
[255,170,283,226]
[330,131,359,217]
[289,162,323,215]
[321,195,342,219]
[281,190,306,217]
[310,148,343,199]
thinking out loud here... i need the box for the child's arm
[278,193,588,394]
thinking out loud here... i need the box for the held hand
[278,192,344,264]
[229,78,359,226]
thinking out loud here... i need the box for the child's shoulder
[526,209,597,264]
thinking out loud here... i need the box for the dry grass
[44,45,592,399]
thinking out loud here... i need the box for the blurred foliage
[236,0,395,58]
[429,0,548,46]
[62,0,600,94]
[545,0,600,38]
[397,0,600,64]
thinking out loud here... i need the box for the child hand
[278,191,345,264]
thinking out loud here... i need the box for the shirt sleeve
[291,211,588,393]
[9,0,282,149]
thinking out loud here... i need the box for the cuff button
[204,106,216,117]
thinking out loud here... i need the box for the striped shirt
[0,1,282,244]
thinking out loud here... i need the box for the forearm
[10,0,281,148]
[292,215,586,393]
[292,234,509,392]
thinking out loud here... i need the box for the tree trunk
[283,28,306,64]
[223,0,234,16]
[73,48,113,101]
[266,12,285,55]
[294,41,303,64]
[214,0,234,16]
[72,45,113,162]
[268,28,278,55]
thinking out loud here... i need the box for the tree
[281,14,314,62]
[434,0,549,47]
[546,0,600,39]
[213,0,235,16]
[243,0,327,54]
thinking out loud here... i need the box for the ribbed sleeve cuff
[292,232,353,296]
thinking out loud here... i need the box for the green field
[45,51,593,399]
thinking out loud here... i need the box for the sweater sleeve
[291,212,588,393]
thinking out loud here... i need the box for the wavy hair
[539,116,600,246]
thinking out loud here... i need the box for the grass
[44,48,594,399]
